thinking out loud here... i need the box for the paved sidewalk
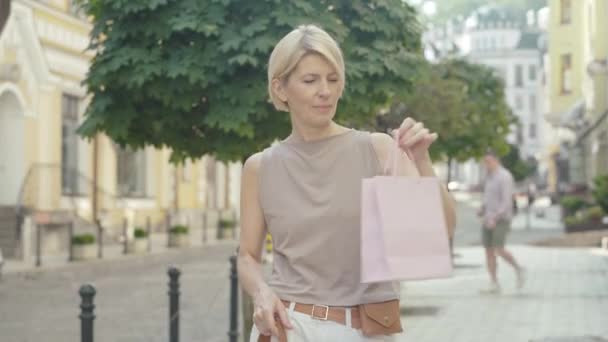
[397,245,608,342]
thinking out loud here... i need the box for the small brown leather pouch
[358,299,403,336]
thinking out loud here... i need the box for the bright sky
[406,0,438,16]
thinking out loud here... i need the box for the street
[0,197,607,342]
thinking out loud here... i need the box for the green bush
[134,228,147,239]
[72,233,96,245]
[219,219,236,229]
[582,206,605,221]
[592,174,608,214]
[560,195,589,214]
[169,225,189,234]
[564,215,583,227]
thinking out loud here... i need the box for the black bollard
[228,255,239,342]
[168,266,180,342]
[146,217,152,253]
[79,284,96,342]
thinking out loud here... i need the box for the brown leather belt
[282,300,362,329]
[258,301,361,342]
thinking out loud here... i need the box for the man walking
[479,150,525,294]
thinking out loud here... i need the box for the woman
[238,25,456,342]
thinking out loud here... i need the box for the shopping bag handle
[383,130,414,176]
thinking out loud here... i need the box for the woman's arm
[238,152,292,337]
[238,153,268,299]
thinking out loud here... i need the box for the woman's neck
[289,121,348,142]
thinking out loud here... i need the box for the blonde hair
[267,25,345,112]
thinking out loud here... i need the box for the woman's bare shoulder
[243,152,264,176]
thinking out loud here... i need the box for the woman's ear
[272,78,288,103]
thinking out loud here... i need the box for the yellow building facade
[0,0,240,258]
[548,0,608,190]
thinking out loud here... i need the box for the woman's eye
[303,79,315,84]
[328,78,339,83]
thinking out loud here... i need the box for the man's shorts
[482,220,511,248]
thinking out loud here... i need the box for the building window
[493,66,507,82]
[529,65,537,81]
[529,94,536,112]
[515,95,524,110]
[561,0,572,24]
[516,124,523,145]
[561,54,572,94]
[529,123,537,139]
[61,94,80,195]
[116,148,147,197]
[515,64,524,87]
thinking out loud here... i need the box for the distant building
[547,0,608,191]
[423,5,550,189]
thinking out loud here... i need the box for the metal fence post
[168,266,180,342]
[68,221,74,262]
[166,213,171,248]
[232,210,238,241]
[79,284,96,342]
[228,255,239,342]
[202,212,207,244]
[146,217,152,253]
[95,219,103,259]
[35,224,41,267]
[122,218,128,255]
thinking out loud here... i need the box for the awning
[576,108,608,145]
[560,99,586,129]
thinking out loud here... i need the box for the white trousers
[249,302,399,342]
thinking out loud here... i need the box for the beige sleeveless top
[259,129,399,306]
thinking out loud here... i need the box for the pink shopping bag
[360,141,452,283]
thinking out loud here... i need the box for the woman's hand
[252,286,293,337]
[392,117,438,162]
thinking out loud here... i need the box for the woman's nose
[318,80,331,97]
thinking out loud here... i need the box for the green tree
[377,59,513,181]
[77,0,422,162]
[500,143,537,182]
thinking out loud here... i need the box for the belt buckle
[311,304,329,320]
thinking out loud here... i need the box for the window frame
[61,93,83,196]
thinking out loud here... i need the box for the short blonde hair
[267,25,345,112]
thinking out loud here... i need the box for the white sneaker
[479,282,501,295]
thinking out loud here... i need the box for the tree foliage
[500,143,537,182]
[377,59,513,163]
[77,0,422,162]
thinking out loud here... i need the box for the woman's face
[275,53,344,129]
